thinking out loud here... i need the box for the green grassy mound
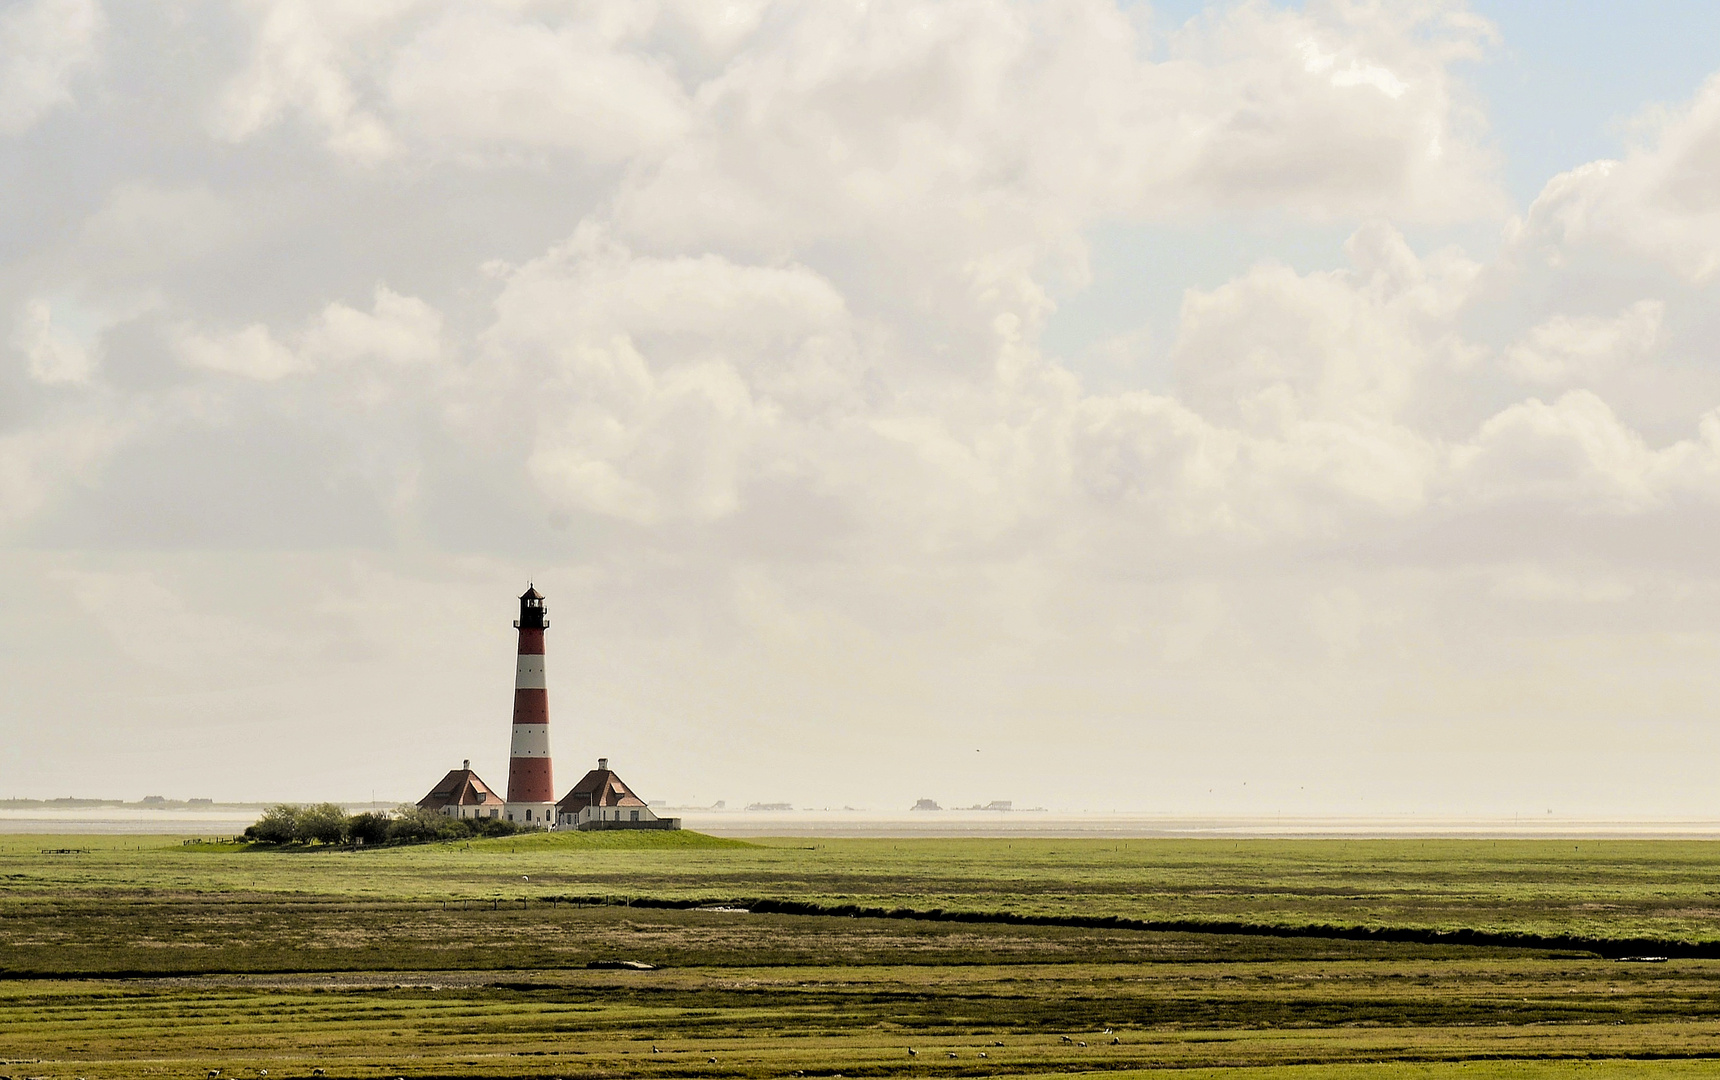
[465,828,754,850]
[196,828,756,854]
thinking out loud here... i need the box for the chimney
[598,757,608,771]
[463,759,470,771]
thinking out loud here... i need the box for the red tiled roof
[418,768,499,810]
[556,768,647,810]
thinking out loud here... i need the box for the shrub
[347,811,390,846]
[245,804,301,844]
[244,803,532,848]
[387,806,526,842]
[386,804,466,843]
[468,815,526,838]
[295,802,350,845]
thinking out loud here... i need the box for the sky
[5,0,1720,815]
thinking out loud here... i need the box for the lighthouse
[504,585,556,826]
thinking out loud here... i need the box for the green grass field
[5,833,1720,1078]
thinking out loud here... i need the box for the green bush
[467,815,526,838]
[244,803,529,847]
[244,804,301,844]
[386,804,467,843]
[347,811,390,846]
[295,802,351,845]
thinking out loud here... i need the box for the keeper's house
[418,761,502,820]
[555,758,680,831]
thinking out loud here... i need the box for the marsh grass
[6,835,1720,1077]
[9,834,1720,941]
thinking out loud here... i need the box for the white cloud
[386,6,691,161]
[1491,564,1634,604]
[1172,223,1479,427]
[449,206,1720,553]
[216,0,697,165]
[1299,38,1407,99]
[1503,300,1664,385]
[78,182,241,278]
[1449,391,1675,514]
[480,226,852,523]
[213,0,410,161]
[13,298,95,384]
[1516,73,1720,282]
[170,285,443,382]
[175,323,305,380]
[606,0,1503,333]
[0,416,127,531]
[212,0,1504,234]
[15,1,1720,808]
[57,568,299,676]
[528,355,766,524]
[0,0,102,135]
[306,284,443,366]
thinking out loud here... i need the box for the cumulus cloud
[1503,300,1664,385]
[13,0,1720,808]
[454,205,1720,557]
[212,0,1504,227]
[175,323,304,381]
[307,285,443,366]
[0,416,128,531]
[0,0,103,135]
[1515,73,1720,281]
[216,0,700,165]
[20,2,1710,558]
[78,183,241,280]
[594,0,1504,363]
[478,226,853,523]
[1162,0,1498,218]
[13,298,96,384]
[172,286,444,381]
[213,0,408,161]
[1172,222,1479,426]
[1449,391,1668,513]
[386,6,691,160]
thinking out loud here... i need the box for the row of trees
[243,803,525,846]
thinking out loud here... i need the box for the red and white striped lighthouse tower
[504,585,555,826]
